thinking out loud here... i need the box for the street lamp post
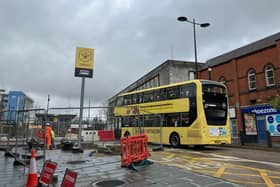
[208,67,212,80]
[177,16,210,79]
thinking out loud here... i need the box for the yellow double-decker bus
[113,80,231,147]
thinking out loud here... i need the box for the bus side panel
[121,123,231,146]
[121,127,190,145]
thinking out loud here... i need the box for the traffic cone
[26,149,38,187]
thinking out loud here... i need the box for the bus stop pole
[78,77,85,148]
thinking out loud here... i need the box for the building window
[155,76,159,87]
[265,64,275,87]
[148,80,152,88]
[189,71,195,80]
[248,69,256,90]
[219,77,226,85]
[219,77,227,92]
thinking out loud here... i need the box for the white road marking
[165,149,280,167]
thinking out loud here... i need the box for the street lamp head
[177,16,188,22]
[200,23,210,28]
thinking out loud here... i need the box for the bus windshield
[202,84,227,125]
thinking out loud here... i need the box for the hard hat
[46,123,51,126]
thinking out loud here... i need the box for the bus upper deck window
[132,94,138,104]
[167,87,180,99]
[159,89,167,100]
[124,95,132,105]
[144,91,154,102]
[180,84,195,98]
[203,85,225,94]
[154,90,160,101]
[138,93,143,103]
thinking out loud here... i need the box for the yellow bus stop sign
[74,47,94,78]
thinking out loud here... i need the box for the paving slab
[0,149,243,187]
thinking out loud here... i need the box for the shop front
[241,105,280,144]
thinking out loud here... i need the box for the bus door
[132,116,142,135]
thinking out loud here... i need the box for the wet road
[0,146,243,187]
[150,146,280,187]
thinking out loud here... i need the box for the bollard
[266,131,272,148]
[240,131,244,146]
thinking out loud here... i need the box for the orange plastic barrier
[120,134,150,167]
[98,130,115,141]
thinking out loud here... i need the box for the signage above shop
[241,105,278,115]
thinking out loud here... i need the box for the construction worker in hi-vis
[51,129,56,149]
[45,123,52,150]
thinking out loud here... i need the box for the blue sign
[267,116,274,123]
[266,115,280,136]
[268,125,275,133]
[276,116,280,123]
[241,105,278,115]
[277,124,280,132]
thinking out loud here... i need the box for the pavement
[0,145,244,187]
[220,142,280,152]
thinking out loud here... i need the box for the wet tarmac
[0,146,243,187]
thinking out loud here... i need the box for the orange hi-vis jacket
[45,126,52,149]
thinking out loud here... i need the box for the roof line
[206,32,280,67]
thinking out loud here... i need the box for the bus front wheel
[124,132,130,138]
[170,133,180,147]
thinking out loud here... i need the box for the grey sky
[1,0,280,109]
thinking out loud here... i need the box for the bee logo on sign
[74,47,94,78]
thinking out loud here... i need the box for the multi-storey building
[199,32,280,144]
[5,91,34,124]
[0,89,8,122]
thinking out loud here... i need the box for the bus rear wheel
[170,133,180,147]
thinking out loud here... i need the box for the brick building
[199,32,280,144]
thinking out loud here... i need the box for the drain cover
[93,180,125,187]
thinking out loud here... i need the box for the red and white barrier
[120,134,150,167]
[98,130,115,141]
[39,160,57,186]
[61,168,78,187]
